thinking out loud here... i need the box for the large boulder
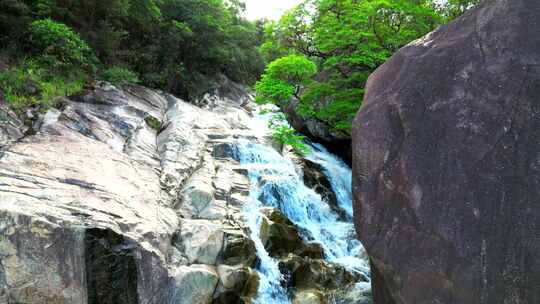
[352,1,540,303]
[171,265,219,304]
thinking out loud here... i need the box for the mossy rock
[144,114,162,132]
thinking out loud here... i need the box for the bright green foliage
[133,0,265,99]
[259,0,478,134]
[255,55,316,105]
[29,19,96,71]
[0,59,86,112]
[265,55,317,84]
[101,67,140,86]
[255,76,295,105]
[272,125,311,156]
[268,113,311,156]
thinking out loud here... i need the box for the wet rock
[331,283,373,304]
[213,265,259,304]
[0,75,362,303]
[293,290,325,304]
[259,208,326,260]
[352,1,540,303]
[301,159,347,219]
[220,230,257,267]
[259,208,304,258]
[284,98,351,164]
[172,265,219,304]
[279,255,360,292]
[295,242,325,260]
[217,265,250,290]
[213,142,238,160]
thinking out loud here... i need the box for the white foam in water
[236,111,371,303]
[243,172,290,304]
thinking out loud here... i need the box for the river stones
[302,159,336,206]
[219,230,258,266]
[213,265,260,304]
[172,265,219,304]
[352,0,540,303]
[279,255,360,291]
[259,208,305,257]
[293,290,325,304]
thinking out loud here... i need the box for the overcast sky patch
[243,0,304,20]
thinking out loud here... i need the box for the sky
[243,0,304,20]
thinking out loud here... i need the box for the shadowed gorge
[85,229,139,304]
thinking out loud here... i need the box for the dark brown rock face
[284,98,352,164]
[302,159,345,219]
[352,1,540,303]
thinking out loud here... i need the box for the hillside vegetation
[0,0,265,113]
[0,0,479,147]
[255,0,480,135]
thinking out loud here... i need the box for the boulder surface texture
[352,1,540,303]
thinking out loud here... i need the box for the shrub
[101,67,140,86]
[29,19,96,70]
[0,59,86,112]
[268,113,311,156]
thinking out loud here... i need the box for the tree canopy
[0,0,266,101]
[256,0,481,134]
[255,55,317,105]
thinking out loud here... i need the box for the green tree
[255,54,317,105]
[259,0,447,133]
[101,67,140,86]
[29,19,97,70]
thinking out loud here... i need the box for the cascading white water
[235,112,371,303]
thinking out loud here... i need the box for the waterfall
[234,111,371,303]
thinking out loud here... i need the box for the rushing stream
[234,112,371,303]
